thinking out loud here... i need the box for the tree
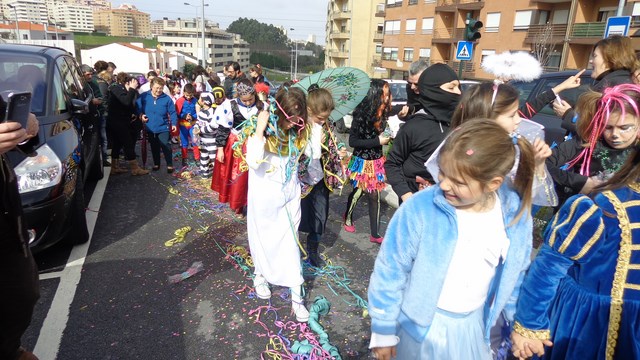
[532,22,556,69]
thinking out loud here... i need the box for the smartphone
[0,90,32,129]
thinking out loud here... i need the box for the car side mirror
[71,98,89,115]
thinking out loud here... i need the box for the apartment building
[94,4,150,38]
[46,1,94,32]
[378,0,640,80]
[325,0,384,77]
[2,0,47,24]
[155,18,250,69]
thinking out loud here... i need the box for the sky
[111,0,329,45]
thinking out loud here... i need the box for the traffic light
[465,16,483,41]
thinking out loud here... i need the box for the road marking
[33,168,110,360]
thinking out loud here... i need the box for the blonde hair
[97,70,111,82]
[307,87,334,117]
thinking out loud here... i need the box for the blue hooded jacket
[135,91,177,134]
[368,183,532,345]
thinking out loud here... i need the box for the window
[481,49,496,65]
[419,48,431,59]
[552,9,569,24]
[382,47,399,60]
[384,20,401,35]
[514,10,533,30]
[403,48,414,61]
[421,17,434,34]
[485,13,500,32]
[376,44,382,54]
[633,2,640,25]
[597,7,617,22]
[409,0,418,4]
[405,19,416,34]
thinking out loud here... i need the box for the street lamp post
[289,28,298,80]
[184,2,209,66]
[8,4,19,44]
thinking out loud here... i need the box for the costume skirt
[299,180,330,235]
[211,132,248,213]
[543,276,640,360]
[396,307,492,360]
[345,155,386,192]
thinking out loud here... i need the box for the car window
[64,56,89,101]
[0,55,47,116]
[52,65,67,114]
[536,76,593,116]
[511,80,537,107]
[57,57,83,103]
[389,82,407,102]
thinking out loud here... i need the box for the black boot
[306,233,326,268]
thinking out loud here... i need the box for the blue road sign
[456,41,473,61]
[605,16,631,38]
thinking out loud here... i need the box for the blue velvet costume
[514,185,640,359]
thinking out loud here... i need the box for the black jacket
[546,138,632,205]
[107,83,138,126]
[385,112,449,197]
[0,154,28,256]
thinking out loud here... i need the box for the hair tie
[491,79,504,106]
[308,84,320,93]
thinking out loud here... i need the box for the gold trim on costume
[513,321,551,340]
[623,200,640,208]
[631,245,640,250]
[549,198,584,247]
[628,182,640,193]
[602,191,632,360]
[628,264,640,270]
[624,283,640,291]
[570,222,604,260]
[558,204,599,254]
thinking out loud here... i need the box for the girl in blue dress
[368,118,536,359]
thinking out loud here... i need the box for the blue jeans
[147,131,173,167]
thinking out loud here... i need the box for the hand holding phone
[0,90,32,129]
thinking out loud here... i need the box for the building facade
[376,0,640,80]
[94,4,150,38]
[2,0,48,24]
[156,18,250,70]
[46,1,94,32]
[325,0,384,77]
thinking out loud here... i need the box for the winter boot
[110,159,128,175]
[128,160,150,176]
[181,148,188,166]
[290,286,309,322]
[306,233,326,268]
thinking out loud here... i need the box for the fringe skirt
[345,155,386,192]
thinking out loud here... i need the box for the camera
[0,90,32,129]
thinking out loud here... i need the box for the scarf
[416,63,461,124]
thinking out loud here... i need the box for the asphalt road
[24,153,396,360]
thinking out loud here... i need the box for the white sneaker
[292,301,310,322]
[253,277,271,299]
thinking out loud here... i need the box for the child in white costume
[368,119,535,359]
[240,86,311,322]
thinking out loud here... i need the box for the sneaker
[102,158,111,167]
[253,277,271,299]
[343,223,355,233]
[291,301,310,322]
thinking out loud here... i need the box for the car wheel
[86,143,104,181]
[64,168,90,245]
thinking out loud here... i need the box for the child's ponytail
[512,137,535,222]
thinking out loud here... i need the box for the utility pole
[201,0,206,68]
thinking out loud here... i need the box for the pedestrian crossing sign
[456,41,473,61]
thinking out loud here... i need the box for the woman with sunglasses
[240,86,312,322]
[342,79,391,244]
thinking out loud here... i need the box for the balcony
[524,24,567,45]
[331,11,351,21]
[569,22,605,44]
[436,0,484,12]
[373,32,384,42]
[329,31,350,40]
[432,27,465,43]
[375,4,385,17]
[329,50,349,58]
[442,59,476,74]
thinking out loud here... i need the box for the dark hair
[450,82,520,128]
[107,62,117,69]
[116,72,130,84]
[146,70,158,78]
[352,79,390,133]
[439,118,535,221]
[250,64,263,75]
[229,61,240,72]
[94,60,108,72]
[183,83,195,94]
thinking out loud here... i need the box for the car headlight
[14,144,62,193]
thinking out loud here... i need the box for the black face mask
[416,64,461,124]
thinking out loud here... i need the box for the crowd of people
[5,34,640,359]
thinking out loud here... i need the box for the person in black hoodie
[0,114,40,360]
[554,35,637,134]
[385,63,461,203]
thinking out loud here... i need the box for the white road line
[38,271,63,280]
[33,168,110,360]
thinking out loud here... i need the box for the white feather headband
[481,51,542,82]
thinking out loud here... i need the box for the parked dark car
[510,70,594,145]
[0,44,103,252]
